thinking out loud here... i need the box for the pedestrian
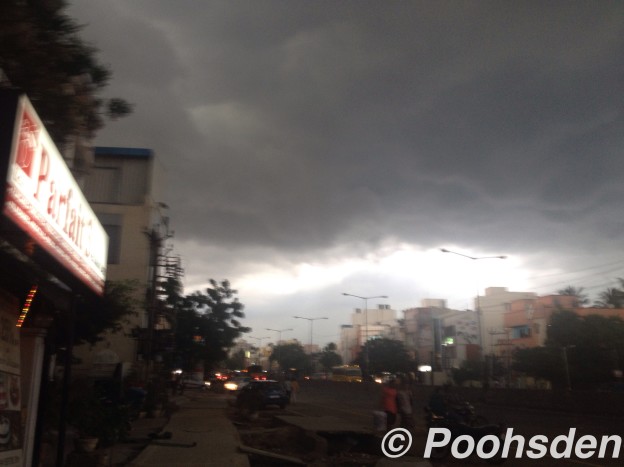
[380,379,398,430]
[284,378,292,401]
[396,379,414,429]
[290,378,300,403]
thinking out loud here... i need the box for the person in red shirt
[380,379,398,430]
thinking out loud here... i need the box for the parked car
[236,380,289,409]
[224,376,251,392]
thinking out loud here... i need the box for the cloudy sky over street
[68,1,624,347]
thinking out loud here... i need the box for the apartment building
[75,147,180,377]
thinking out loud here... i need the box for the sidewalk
[111,390,249,467]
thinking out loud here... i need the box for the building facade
[339,304,397,364]
[76,147,180,378]
[477,287,536,356]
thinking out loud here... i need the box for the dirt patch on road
[227,405,382,466]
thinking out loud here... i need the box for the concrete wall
[301,380,624,418]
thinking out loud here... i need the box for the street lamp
[342,293,388,375]
[440,248,506,351]
[249,336,269,346]
[266,328,293,374]
[293,316,328,347]
[266,328,293,344]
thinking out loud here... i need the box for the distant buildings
[339,303,397,363]
[337,287,624,383]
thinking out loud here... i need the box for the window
[511,325,531,339]
[85,167,120,203]
[97,213,123,264]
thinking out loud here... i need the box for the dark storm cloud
[69,1,624,307]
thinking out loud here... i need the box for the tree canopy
[513,310,624,389]
[0,0,132,145]
[356,338,413,375]
[318,342,342,370]
[173,279,250,371]
[269,342,312,374]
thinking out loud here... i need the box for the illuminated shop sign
[3,95,107,295]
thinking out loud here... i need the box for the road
[278,381,624,466]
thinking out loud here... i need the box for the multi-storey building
[76,146,180,378]
[403,300,477,371]
[503,295,624,350]
[338,304,397,364]
[477,287,536,355]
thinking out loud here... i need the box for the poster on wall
[0,294,22,466]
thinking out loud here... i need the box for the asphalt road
[285,381,623,466]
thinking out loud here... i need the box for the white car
[182,377,210,390]
[224,376,251,392]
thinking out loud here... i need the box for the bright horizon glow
[187,243,531,310]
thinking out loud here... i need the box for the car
[236,380,289,409]
[181,376,210,390]
[374,372,394,384]
[224,376,251,392]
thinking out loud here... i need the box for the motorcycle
[451,401,490,427]
[424,406,506,464]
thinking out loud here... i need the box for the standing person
[396,379,414,429]
[283,378,292,401]
[380,379,398,430]
[290,378,300,403]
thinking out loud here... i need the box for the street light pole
[249,336,270,346]
[266,328,293,345]
[293,316,328,347]
[440,249,506,351]
[342,293,388,377]
[266,328,293,374]
[248,336,269,369]
[441,248,506,386]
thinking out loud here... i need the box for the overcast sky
[68,1,624,348]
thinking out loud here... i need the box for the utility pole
[144,206,176,380]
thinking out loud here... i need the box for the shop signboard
[2,94,108,295]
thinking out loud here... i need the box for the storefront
[0,90,108,466]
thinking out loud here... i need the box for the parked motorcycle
[424,406,506,464]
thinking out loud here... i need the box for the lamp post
[266,328,293,374]
[293,316,328,347]
[440,249,506,352]
[249,336,270,345]
[266,328,293,344]
[248,336,269,369]
[342,293,388,377]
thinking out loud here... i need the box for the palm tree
[557,286,589,306]
[595,288,624,308]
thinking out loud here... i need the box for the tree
[451,360,483,386]
[225,348,247,370]
[173,280,250,372]
[512,346,564,386]
[269,342,311,374]
[513,310,624,389]
[356,338,413,374]
[594,283,624,308]
[53,280,139,349]
[557,286,589,306]
[319,343,342,371]
[0,0,132,146]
